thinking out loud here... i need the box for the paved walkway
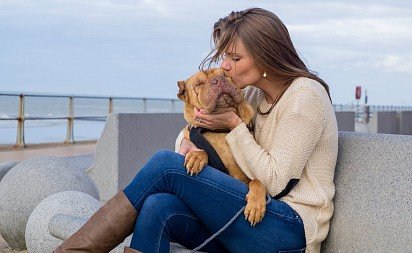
[0,142,96,164]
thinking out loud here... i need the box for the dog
[177,68,267,226]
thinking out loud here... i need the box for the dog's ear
[177,80,186,101]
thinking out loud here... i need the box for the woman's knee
[142,193,176,211]
[151,149,179,160]
[139,193,191,223]
[147,149,184,170]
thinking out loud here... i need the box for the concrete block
[49,214,89,241]
[360,111,400,134]
[399,111,412,135]
[48,213,132,253]
[25,191,101,253]
[27,190,132,253]
[0,156,99,249]
[335,111,355,131]
[87,113,186,202]
[376,111,399,134]
[321,132,412,252]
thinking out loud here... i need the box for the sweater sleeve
[174,130,185,153]
[226,87,326,197]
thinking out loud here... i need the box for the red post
[355,86,362,100]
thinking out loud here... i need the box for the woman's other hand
[193,107,242,130]
[178,138,202,156]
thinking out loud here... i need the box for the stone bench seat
[86,113,411,252]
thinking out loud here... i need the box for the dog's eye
[194,82,204,88]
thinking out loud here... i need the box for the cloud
[0,0,177,26]
[290,17,412,45]
[283,1,412,50]
[375,55,412,72]
[1,0,412,105]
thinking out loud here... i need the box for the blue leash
[190,194,271,252]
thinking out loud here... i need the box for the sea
[0,95,184,145]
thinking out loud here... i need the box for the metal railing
[2,93,412,148]
[333,104,412,112]
[0,93,183,148]
[333,104,412,123]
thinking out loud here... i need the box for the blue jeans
[123,150,306,253]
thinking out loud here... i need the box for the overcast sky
[1,0,411,106]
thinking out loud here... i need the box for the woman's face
[220,38,262,89]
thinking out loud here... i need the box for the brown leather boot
[54,191,137,253]
[124,246,142,252]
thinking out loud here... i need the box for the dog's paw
[184,150,208,176]
[244,191,266,226]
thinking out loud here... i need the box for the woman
[56,7,338,253]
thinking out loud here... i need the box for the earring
[263,72,267,78]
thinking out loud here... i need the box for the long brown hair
[200,7,331,101]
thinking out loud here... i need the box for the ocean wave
[0,120,66,129]
[0,114,12,119]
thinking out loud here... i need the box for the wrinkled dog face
[177,68,243,114]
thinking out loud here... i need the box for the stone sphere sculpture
[25,191,101,253]
[0,161,18,182]
[0,156,99,250]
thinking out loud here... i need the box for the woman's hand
[178,138,202,156]
[193,107,242,130]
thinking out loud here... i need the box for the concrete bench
[89,113,411,252]
[321,132,411,252]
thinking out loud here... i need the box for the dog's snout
[210,75,227,86]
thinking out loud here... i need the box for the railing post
[65,96,74,143]
[15,94,25,148]
[143,98,147,113]
[108,97,113,114]
[171,100,175,112]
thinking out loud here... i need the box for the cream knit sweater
[175,77,338,252]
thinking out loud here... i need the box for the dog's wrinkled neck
[209,107,237,114]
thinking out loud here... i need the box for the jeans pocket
[278,247,306,253]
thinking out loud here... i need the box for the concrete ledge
[376,111,399,134]
[321,131,412,252]
[335,111,355,131]
[400,111,412,135]
[87,113,186,202]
